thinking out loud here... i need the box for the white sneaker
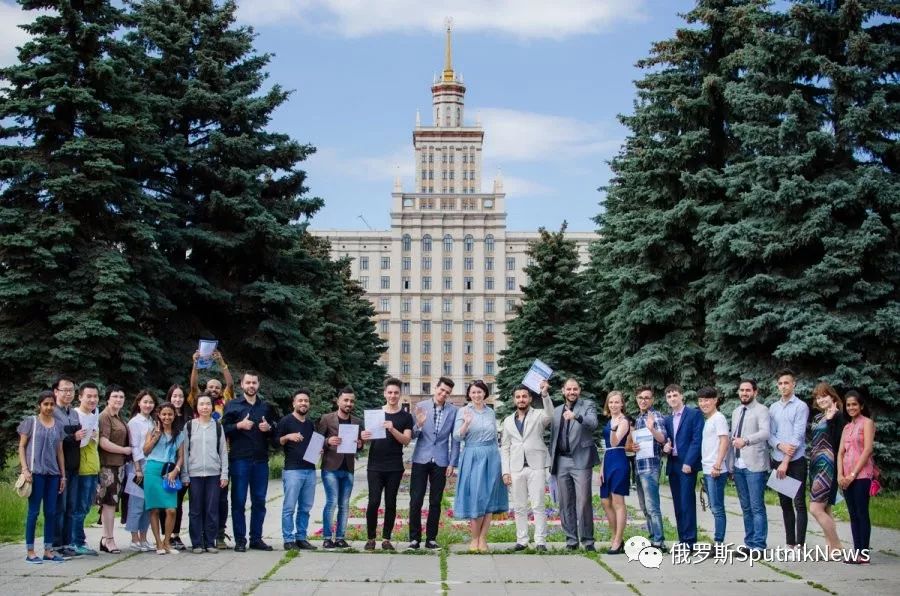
[129,542,143,552]
[140,541,154,552]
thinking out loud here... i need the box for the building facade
[313,26,594,403]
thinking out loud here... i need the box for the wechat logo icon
[624,536,663,569]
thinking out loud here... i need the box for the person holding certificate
[599,391,631,554]
[361,378,413,551]
[317,387,362,549]
[632,386,668,552]
[276,390,318,551]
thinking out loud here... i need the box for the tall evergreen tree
[496,225,594,401]
[705,0,899,470]
[0,0,169,448]
[586,1,763,396]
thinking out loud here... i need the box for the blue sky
[1,0,697,232]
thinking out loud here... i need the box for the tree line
[0,0,386,455]
[498,0,898,481]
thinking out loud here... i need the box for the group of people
[18,359,878,564]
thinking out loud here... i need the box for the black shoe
[283,541,297,551]
[170,536,186,551]
[606,545,624,555]
[249,541,273,551]
[408,540,420,550]
[322,539,335,549]
[536,545,548,552]
[514,543,527,551]
[381,540,395,551]
[584,544,596,552]
[334,539,350,549]
[566,544,578,551]
[652,543,669,554]
[296,540,317,550]
[364,540,376,551]
[424,540,440,550]
[234,544,247,553]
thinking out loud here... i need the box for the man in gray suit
[731,378,770,552]
[549,378,600,550]
[408,377,460,549]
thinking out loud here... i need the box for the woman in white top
[698,387,730,544]
[126,390,157,551]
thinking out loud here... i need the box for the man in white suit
[501,382,554,551]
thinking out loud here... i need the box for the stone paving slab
[252,581,441,596]
[270,552,440,583]
[447,554,612,584]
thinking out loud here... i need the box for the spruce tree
[496,225,594,401]
[586,0,762,397]
[0,0,168,449]
[706,0,899,469]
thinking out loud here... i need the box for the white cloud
[235,0,647,39]
[0,1,48,67]
[478,107,621,163]
[308,145,414,183]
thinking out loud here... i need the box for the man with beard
[731,379,770,552]
[222,371,278,552]
[277,390,318,551]
[318,387,363,549]
[186,349,234,549]
[500,382,554,551]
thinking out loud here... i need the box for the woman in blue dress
[599,390,631,554]
[453,380,508,552]
[142,402,185,554]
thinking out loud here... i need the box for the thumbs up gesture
[259,416,271,433]
[237,413,254,430]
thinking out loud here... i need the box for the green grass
[0,481,34,543]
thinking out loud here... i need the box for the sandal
[100,537,121,554]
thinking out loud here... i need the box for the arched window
[402,234,411,252]
[422,234,432,252]
[443,234,453,252]
[485,234,495,253]
[464,234,474,252]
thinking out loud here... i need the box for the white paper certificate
[766,469,802,499]
[337,424,359,454]
[197,339,218,369]
[364,409,386,439]
[633,428,654,460]
[522,359,553,394]
[303,432,325,465]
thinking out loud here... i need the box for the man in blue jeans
[276,390,318,551]
[732,379,770,552]
[72,382,101,556]
[52,375,83,558]
[632,386,668,551]
[317,387,363,549]
[222,370,278,552]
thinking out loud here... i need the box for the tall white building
[313,25,594,403]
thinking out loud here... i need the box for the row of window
[360,255,515,271]
[361,275,517,291]
[380,320,495,334]
[400,362,495,377]
[401,234,498,253]
[400,340,495,355]
[378,297,517,314]
[419,170,477,181]
[419,148,478,164]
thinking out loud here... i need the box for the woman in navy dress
[599,390,631,554]
[453,380,508,552]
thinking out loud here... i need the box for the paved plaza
[2,461,898,595]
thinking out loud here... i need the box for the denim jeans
[704,473,727,543]
[733,467,768,549]
[26,474,59,551]
[72,474,99,547]
[844,478,872,551]
[126,494,150,534]
[230,458,269,545]
[53,470,78,547]
[321,469,354,540]
[281,469,317,542]
[636,468,665,545]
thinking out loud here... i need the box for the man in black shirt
[360,378,413,551]
[277,390,318,551]
[52,375,84,558]
[222,370,278,552]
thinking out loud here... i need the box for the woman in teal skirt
[453,380,508,552]
[143,402,184,554]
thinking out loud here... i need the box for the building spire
[442,17,454,82]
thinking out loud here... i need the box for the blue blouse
[453,404,498,444]
[147,431,184,463]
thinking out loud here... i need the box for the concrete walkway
[1,460,898,595]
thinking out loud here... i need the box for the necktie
[734,406,747,459]
[564,407,572,453]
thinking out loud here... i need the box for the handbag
[15,416,37,498]
[870,465,882,497]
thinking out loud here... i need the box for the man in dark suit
[549,378,600,551]
[407,377,460,549]
[662,384,704,549]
